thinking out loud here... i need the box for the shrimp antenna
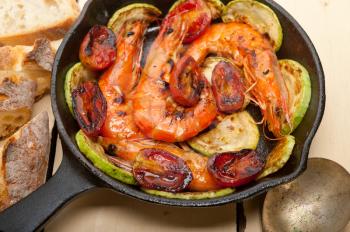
[245,81,257,94]
[245,94,261,107]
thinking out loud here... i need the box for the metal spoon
[262,158,350,232]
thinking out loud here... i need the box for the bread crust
[0,0,79,46]
[0,39,58,100]
[0,140,11,211]
[0,75,36,139]
[0,18,75,46]
[0,112,49,211]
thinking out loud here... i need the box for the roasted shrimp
[100,138,220,191]
[98,5,161,140]
[133,0,223,142]
[184,22,290,137]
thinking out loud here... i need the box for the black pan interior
[51,0,325,206]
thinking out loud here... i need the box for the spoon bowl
[263,158,350,232]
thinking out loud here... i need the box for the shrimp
[99,137,220,191]
[98,21,149,140]
[183,22,291,137]
[150,143,220,191]
[99,137,160,162]
[98,1,220,191]
[133,0,220,142]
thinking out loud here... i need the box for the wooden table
[45,0,350,231]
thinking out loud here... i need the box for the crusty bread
[0,0,80,46]
[0,75,36,139]
[0,38,59,99]
[0,141,10,211]
[0,112,49,211]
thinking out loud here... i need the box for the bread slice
[0,141,10,211]
[0,112,50,211]
[0,75,36,139]
[0,0,80,46]
[0,38,59,99]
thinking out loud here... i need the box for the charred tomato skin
[170,55,205,107]
[72,81,107,137]
[133,148,193,192]
[212,61,245,114]
[183,12,211,43]
[208,150,265,188]
[79,25,117,71]
[166,0,212,44]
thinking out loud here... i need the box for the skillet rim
[51,0,326,207]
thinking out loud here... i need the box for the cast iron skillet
[0,0,325,231]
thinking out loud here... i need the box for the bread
[0,112,50,211]
[0,141,10,211]
[0,38,58,99]
[0,75,36,139]
[27,38,57,71]
[0,0,80,46]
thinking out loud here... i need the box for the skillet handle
[0,145,99,232]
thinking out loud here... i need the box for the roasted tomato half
[211,61,245,114]
[133,148,193,192]
[170,55,205,107]
[72,81,107,137]
[79,25,116,71]
[166,0,211,43]
[208,150,265,188]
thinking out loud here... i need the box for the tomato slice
[183,12,211,43]
[170,55,205,107]
[208,150,265,187]
[212,61,245,114]
[72,81,107,137]
[133,148,193,192]
[166,0,211,43]
[79,25,116,71]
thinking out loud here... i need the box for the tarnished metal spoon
[262,158,350,232]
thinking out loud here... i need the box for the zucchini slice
[76,130,136,185]
[143,188,234,200]
[64,62,96,115]
[258,135,295,179]
[280,59,311,135]
[201,57,250,108]
[222,0,283,51]
[188,111,259,156]
[169,0,225,19]
[107,3,162,33]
